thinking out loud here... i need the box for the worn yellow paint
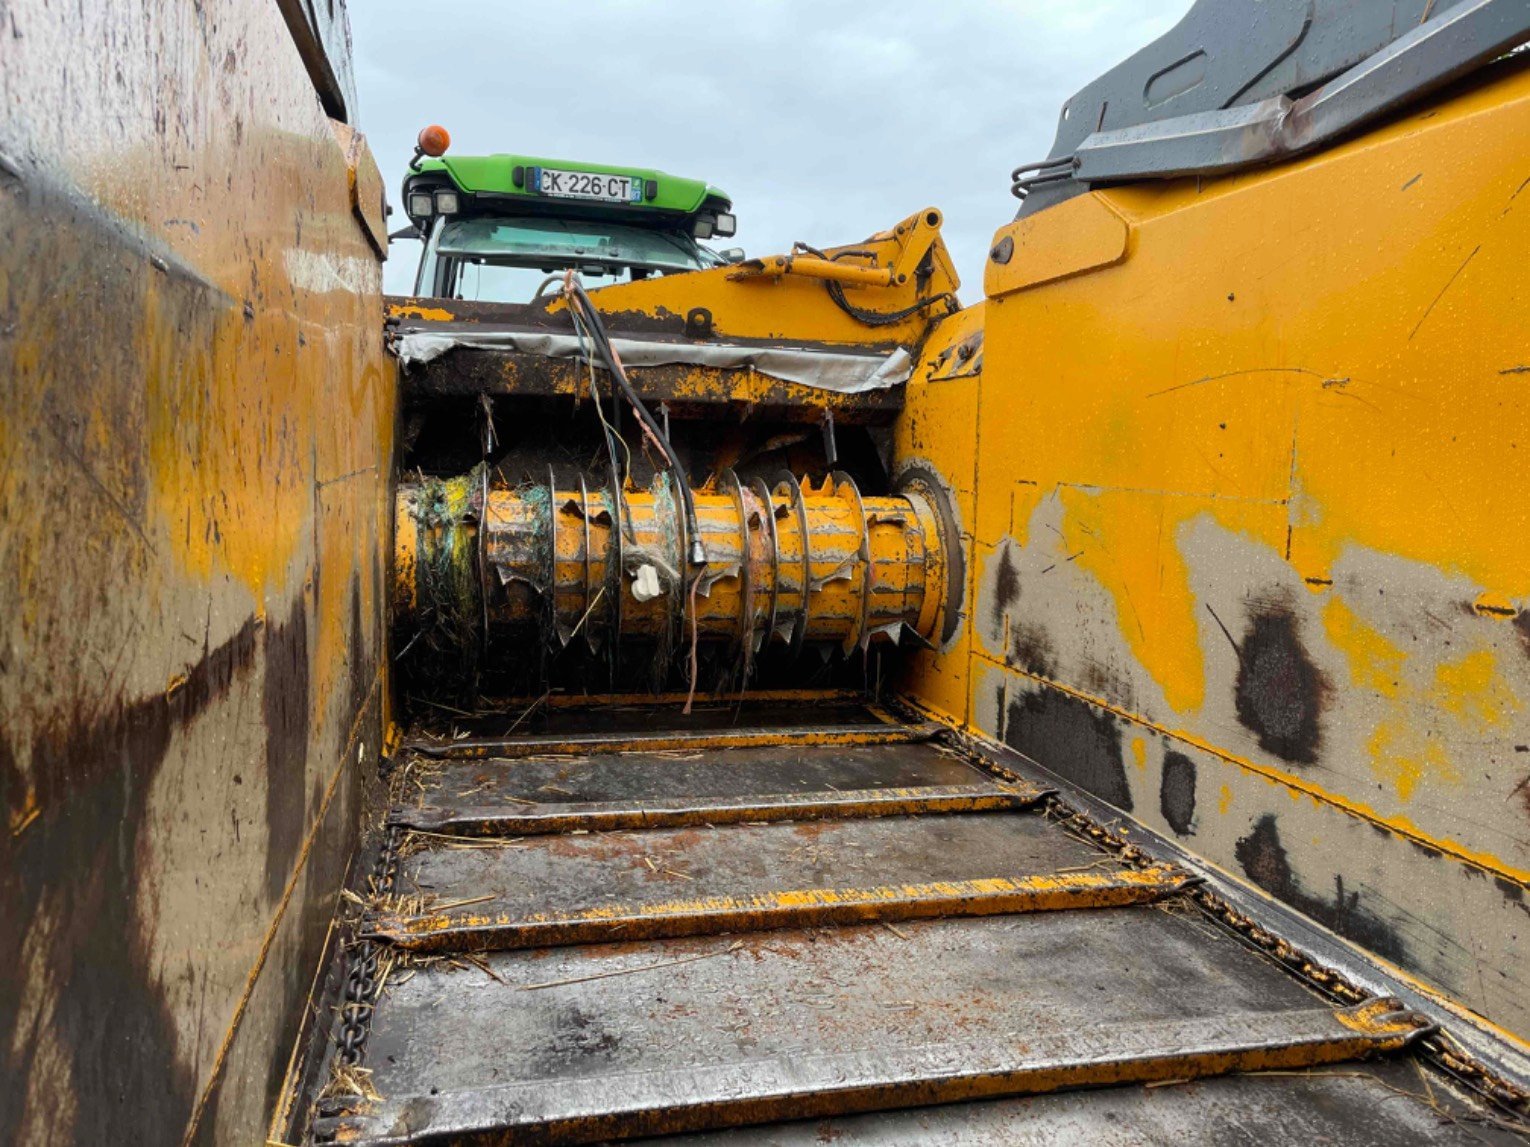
[1061,491,1272,714]
[1218,785,1233,816]
[891,305,986,728]
[1471,591,1518,619]
[400,478,943,653]
[968,653,1530,886]
[1322,598,1405,699]
[3,4,395,1142]
[381,864,1191,949]
[388,302,456,322]
[900,63,1530,906]
[1433,648,1519,728]
[1367,722,1458,803]
[1320,598,1514,800]
[410,783,1044,838]
[519,207,962,349]
[973,66,1530,706]
[1332,998,1431,1038]
[1130,737,1147,771]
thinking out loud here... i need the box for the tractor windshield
[418,214,723,303]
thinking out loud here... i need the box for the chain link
[334,824,402,1068]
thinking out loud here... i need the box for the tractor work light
[692,217,715,239]
[434,190,460,215]
[407,191,435,217]
[713,213,737,238]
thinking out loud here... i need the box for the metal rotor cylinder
[395,470,947,662]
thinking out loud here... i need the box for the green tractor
[400,124,740,303]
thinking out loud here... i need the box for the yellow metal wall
[899,60,1530,1037]
[0,4,394,1142]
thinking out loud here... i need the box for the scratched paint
[0,3,392,1144]
[376,866,1189,951]
[900,61,1530,1036]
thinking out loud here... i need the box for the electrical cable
[568,300,633,502]
[562,276,706,565]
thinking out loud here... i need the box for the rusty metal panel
[0,1,392,1143]
[899,60,1530,1036]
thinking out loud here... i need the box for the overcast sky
[352,3,1189,297]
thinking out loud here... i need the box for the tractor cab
[401,125,739,304]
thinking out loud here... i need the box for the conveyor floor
[306,696,1523,1145]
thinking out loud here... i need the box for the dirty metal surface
[0,2,392,1143]
[902,58,1530,1035]
[414,698,895,739]
[406,699,929,759]
[411,722,936,760]
[332,912,1427,1144]
[373,813,1189,951]
[643,1059,1525,1147]
[385,203,961,351]
[390,741,1045,835]
[400,349,905,424]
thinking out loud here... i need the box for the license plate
[534,168,641,203]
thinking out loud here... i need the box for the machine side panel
[901,61,1530,1037]
[0,2,394,1142]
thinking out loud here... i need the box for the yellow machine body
[897,59,1530,1037]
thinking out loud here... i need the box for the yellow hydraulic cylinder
[395,471,945,659]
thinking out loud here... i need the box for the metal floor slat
[637,1060,1524,1147]
[390,741,1046,835]
[324,912,1428,1145]
[309,707,1495,1145]
[374,812,1190,951]
[405,698,928,760]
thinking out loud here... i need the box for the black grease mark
[1495,878,1528,917]
[1234,608,1328,765]
[1513,773,1530,820]
[1008,621,1056,680]
[1159,751,1197,836]
[1081,659,1132,711]
[263,596,310,900]
[991,544,1019,632]
[1408,839,1443,863]
[1,618,260,1146]
[1515,610,1530,661]
[1004,688,1132,812]
[1234,815,1408,965]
